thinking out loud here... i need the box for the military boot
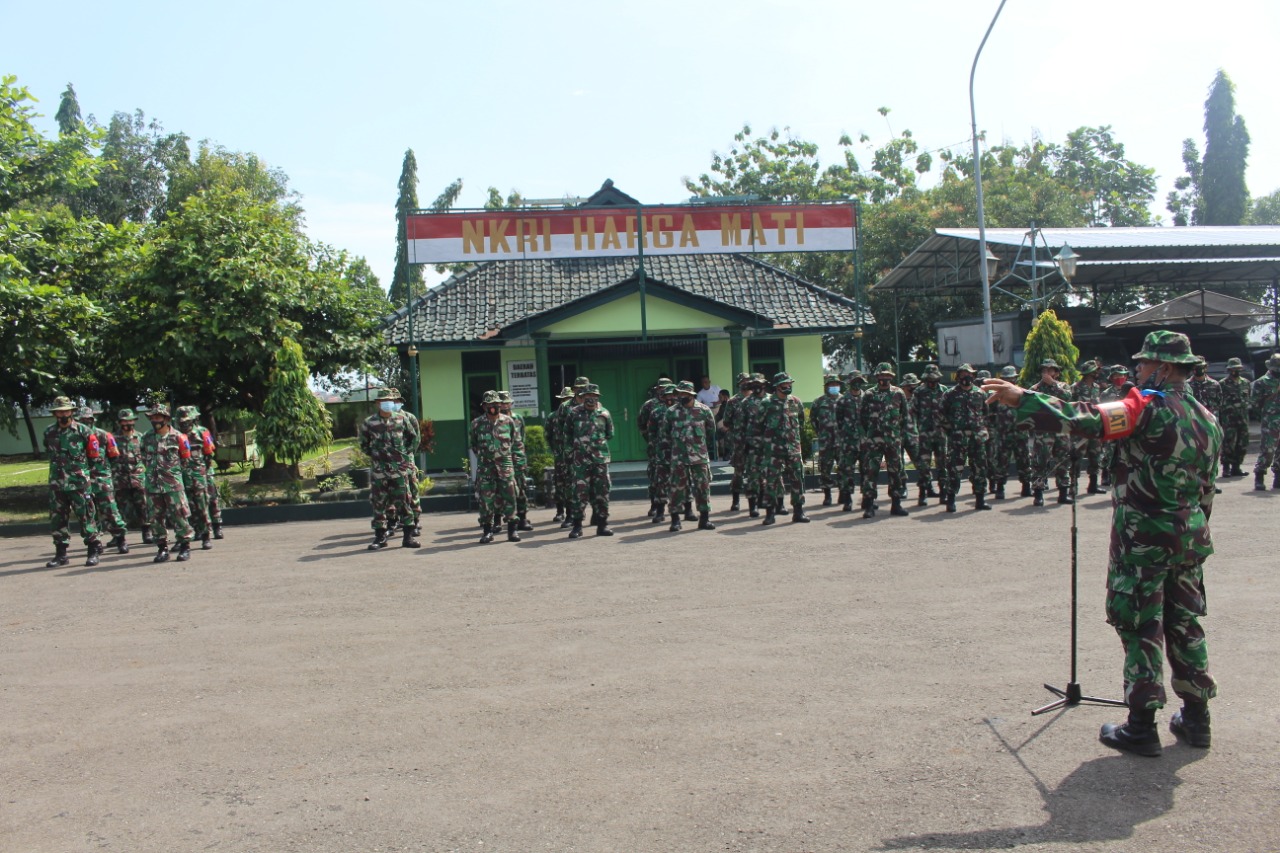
[1169,702,1211,749]
[762,505,776,525]
[917,484,929,507]
[1057,487,1074,505]
[403,526,421,548]
[479,524,495,545]
[791,506,810,523]
[212,524,224,540]
[1087,473,1106,494]
[775,497,785,513]
[175,541,191,562]
[669,514,682,532]
[568,518,584,539]
[646,499,657,519]
[994,481,1006,500]
[890,498,908,517]
[975,493,991,511]
[1021,481,1032,498]
[45,543,69,568]
[1222,462,1232,479]
[944,493,956,513]
[596,515,614,536]
[837,487,850,507]
[1273,472,1280,490]
[697,511,715,530]
[683,502,697,522]
[153,542,171,563]
[841,492,853,512]
[1255,471,1267,491]
[730,491,740,512]
[517,513,533,532]
[85,539,101,567]
[111,533,130,554]
[506,521,521,543]
[1099,708,1162,757]
[141,527,154,545]
[822,488,832,506]
[553,503,566,523]
[748,497,760,518]
[201,533,213,550]
[652,502,666,523]
[1101,471,1111,487]
[862,495,877,519]
[1032,488,1045,507]
[589,511,599,528]
[368,529,389,550]
[924,481,940,499]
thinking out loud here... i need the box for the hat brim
[1131,350,1200,365]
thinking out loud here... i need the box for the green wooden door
[579,358,669,461]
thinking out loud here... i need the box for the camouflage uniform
[471,390,520,542]
[1028,360,1073,504]
[43,397,101,565]
[495,390,532,530]
[141,405,196,560]
[567,385,614,536]
[757,372,809,523]
[810,374,843,503]
[1188,364,1222,414]
[858,365,915,516]
[546,386,576,522]
[664,381,716,529]
[1070,363,1107,494]
[738,375,769,516]
[835,373,865,510]
[358,390,421,548]
[720,374,754,510]
[910,366,949,502]
[1004,331,1219,750]
[1251,354,1280,488]
[177,406,216,546]
[111,410,149,535]
[647,384,678,522]
[1217,359,1251,476]
[988,366,1028,498]
[1098,366,1136,485]
[78,409,128,542]
[637,378,673,511]
[940,364,990,511]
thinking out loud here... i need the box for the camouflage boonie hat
[77,406,96,420]
[873,362,895,378]
[1108,364,1130,376]
[50,396,77,413]
[1078,360,1099,374]
[655,376,673,387]
[847,370,867,386]
[736,372,752,387]
[975,369,992,380]
[999,365,1019,379]
[581,383,601,397]
[175,405,195,420]
[922,364,943,380]
[117,408,137,421]
[497,390,513,403]
[1132,330,1199,364]
[955,363,975,375]
[675,380,696,395]
[771,372,795,386]
[1225,357,1244,369]
[1268,353,1280,370]
[659,382,677,395]
[149,403,172,418]
[374,388,396,401]
[750,372,767,385]
[481,390,501,404]
[390,388,406,402]
[824,373,843,385]
[573,376,591,390]
[556,385,574,399]
[1039,359,1061,371]
[900,373,920,387]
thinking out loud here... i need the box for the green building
[383,183,867,467]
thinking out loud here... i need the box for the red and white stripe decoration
[405,203,856,264]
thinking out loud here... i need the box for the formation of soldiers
[43,396,224,568]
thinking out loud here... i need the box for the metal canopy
[1103,288,1272,332]
[873,226,1280,293]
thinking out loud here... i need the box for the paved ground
[3,479,1278,852]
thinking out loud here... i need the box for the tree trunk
[248,455,301,484]
[21,398,42,458]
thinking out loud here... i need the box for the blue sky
[10,0,1279,292]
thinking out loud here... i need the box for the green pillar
[729,327,744,380]
[534,334,551,420]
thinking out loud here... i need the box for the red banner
[405,203,856,263]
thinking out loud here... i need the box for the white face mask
[379,401,395,413]
[827,386,841,395]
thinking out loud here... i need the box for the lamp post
[1053,244,1079,286]
[970,0,1009,366]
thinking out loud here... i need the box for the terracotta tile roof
[384,254,867,345]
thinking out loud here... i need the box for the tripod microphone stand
[1032,464,1126,716]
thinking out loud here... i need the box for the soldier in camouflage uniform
[1098,365,1136,487]
[810,373,843,506]
[1028,359,1073,506]
[1218,357,1251,477]
[389,388,424,536]
[546,385,576,524]
[988,365,1029,499]
[1251,353,1280,490]
[940,364,990,512]
[470,390,521,544]
[111,408,151,544]
[567,383,614,538]
[43,396,103,568]
[358,388,421,550]
[176,406,217,550]
[141,404,196,563]
[756,372,810,525]
[180,405,225,540]
[835,370,866,511]
[1070,361,1108,495]
[77,407,129,554]
[720,373,754,511]
[985,330,1221,756]
[497,390,534,532]
[637,376,674,518]
[737,373,770,517]
[664,381,717,531]
[858,363,915,518]
[648,382,680,524]
[910,364,948,506]
[1188,357,1221,412]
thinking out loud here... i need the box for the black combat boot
[1222,462,1232,479]
[368,529,389,550]
[1057,487,1074,505]
[506,521,521,543]
[1255,471,1267,491]
[46,543,69,568]
[201,533,213,550]
[141,527,154,545]
[1021,481,1032,498]
[890,497,908,517]
[568,518,583,539]
[403,526,421,548]
[944,493,956,513]
[791,506,810,523]
[212,524,224,540]
[85,539,101,567]
[994,481,1006,500]
[1169,702,1211,749]
[762,505,776,525]
[1032,488,1045,507]
[698,511,715,530]
[596,515,613,536]
[1087,473,1106,494]
[1101,471,1112,487]
[841,493,853,512]
[110,533,130,554]
[1099,708,1162,757]
[775,497,785,513]
[479,524,495,545]
[153,542,170,563]
[1273,472,1280,490]
[837,487,850,507]
[822,488,832,506]
[175,541,191,562]
[748,497,760,518]
[862,495,877,519]
[924,481,940,498]
[975,493,991,511]
[669,514,682,532]
[652,502,666,523]
[646,499,657,519]
[730,491,740,512]
[683,502,696,522]
[553,503,566,524]
[517,513,533,532]
[917,484,928,507]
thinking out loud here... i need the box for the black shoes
[1021,482,1032,498]
[201,534,213,550]
[369,530,389,550]
[669,516,682,532]
[85,539,101,567]
[762,507,776,526]
[506,521,520,543]
[46,543,70,568]
[596,517,613,536]
[568,521,583,539]
[791,507,810,523]
[975,494,991,511]
[212,524,224,540]
[517,514,533,532]
[1032,489,1045,507]
[944,493,956,513]
[652,503,666,523]
[697,511,715,530]
[821,488,832,506]
[1100,709,1162,757]
[1057,487,1074,505]
[403,527,421,548]
[1169,705,1212,749]
[175,542,191,562]
[890,498,909,517]
[479,525,495,545]
[154,544,170,563]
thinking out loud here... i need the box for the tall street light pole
[970,0,1008,366]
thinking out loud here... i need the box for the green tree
[1018,310,1080,387]
[1166,139,1203,226]
[55,83,82,135]
[159,140,295,222]
[76,110,189,225]
[1200,70,1250,226]
[253,337,333,481]
[390,148,424,307]
[1249,188,1280,225]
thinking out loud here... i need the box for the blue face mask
[827,386,841,395]
[392,402,404,412]
[379,401,395,413]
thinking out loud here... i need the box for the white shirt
[696,385,721,406]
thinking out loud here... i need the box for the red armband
[177,433,192,459]
[201,431,215,456]
[1097,387,1155,440]
[86,433,101,459]
[104,433,120,459]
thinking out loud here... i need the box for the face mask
[827,386,841,395]
[391,402,403,412]
[56,414,73,425]
[379,401,395,413]
[958,377,972,387]
[486,405,500,416]
[682,396,694,406]
[776,387,791,397]
[878,379,890,388]
[585,399,598,408]
[150,420,166,430]
[1139,364,1169,392]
